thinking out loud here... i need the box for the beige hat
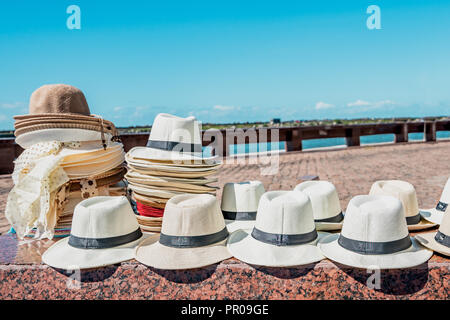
[14,84,118,148]
[135,194,232,270]
[318,195,433,269]
[415,210,450,257]
[227,191,327,267]
[127,113,218,163]
[420,177,450,225]
[42,196,146,269]
[221,181,265,232]
[294,181,344,231]
[369,180,436,230]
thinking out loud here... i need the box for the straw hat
[135,194,231,270]
[318,195,433,269]
[415,210,450,257]
[14,84,117,148]
[227,191,327,267]
[42,196,146,269]
[294,181,344,231]
[221,181,265,232]
[420,177,450,225]
[369,180,436,230]
[127,113,217,163]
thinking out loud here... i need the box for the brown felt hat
[29,84,90,115]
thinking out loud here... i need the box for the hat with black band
[420,177,450,225]
[42,196,147,270]
[127,113,218,164]
[294,181,344,231]
[318,195,433,269]
[369,180,436,231]
[135,194,232,270]
[221,181,265,232]
[227,190,328,267]
[415,207,450,257]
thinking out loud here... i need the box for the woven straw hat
[127,113,217,163]
[318,195,433,269]
[415,209,450,257]
[227,191,327,267]
[420,177,450,225]
[369,180,436,230]
[42,196,146,269]
[294,181,344,231]
[221,181,266,232]
[135,194,231,270]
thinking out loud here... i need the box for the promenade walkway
[0,141,449,299]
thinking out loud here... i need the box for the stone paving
[1,141,450,235]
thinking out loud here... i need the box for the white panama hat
[420,177,450,225]
[369,180,436,231]
[227,191,327,267]
[127,113,218,163]
[221,181,265,233]
[318,195,433,269]
[135,194,232,270]
[294,181,344,231]
[42,196,146,270]
[415,209,450,257]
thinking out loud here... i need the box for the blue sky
[1,0,450,129]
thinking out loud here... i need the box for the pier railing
[1,119,449,174]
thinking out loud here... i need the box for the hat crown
[294,181,342,220]
[341,195,409,242]
[29,84,90,115]
[369,180,419,217]
[149,113,201,145]
[439,177,450,208]
[439,207,450,235]
[71,196,139,239]
[162,194,225,236]
[255,191,316,235]
[221,181,265,212]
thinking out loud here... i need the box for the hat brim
[419,209,444,225]
[135,234,232,270]
[126,154,222,169]
[314,211,345,231]
[128,147,218,163]
[407,216,437,231]
[225,220,256,233]
[318,233,433,269]
[415,233,450,257]
[15,128,113,149]
[42,234,148,270]
[315,221,343,231]
[227,230,327,267]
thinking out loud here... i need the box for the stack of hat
[125,113,221,233]
[6,84,126,239]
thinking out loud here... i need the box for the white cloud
[113,106,122,112]
[347,99,396,108]
[315,101,334,110]
[347,99,370,107]
[1,102,23,109]
[213,105,236,111]
[0,115,6,121]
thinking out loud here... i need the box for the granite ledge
[0,234,449,300]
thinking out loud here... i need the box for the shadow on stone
[252,263,316,279]
[336,262,429,295]
[52,264,119,282]
[150,263,219,284]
